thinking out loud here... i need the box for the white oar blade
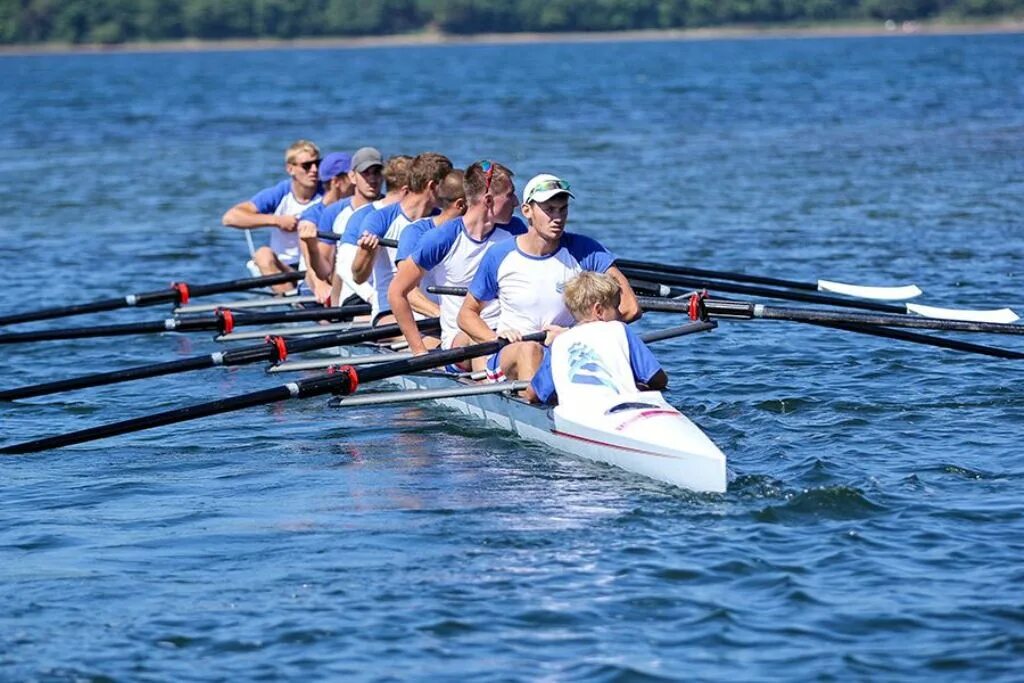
[817,280,923,301]
[906,303,1020,324]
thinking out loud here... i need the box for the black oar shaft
[0,319,439,401]
[1,330,541,454]
[316,232,397,248]
[0,303,371,345]
[804,321,1024,359]
[701,300,1024,335]
[620,267,907,314]
[0,271,306,327]
[617,258,820,292]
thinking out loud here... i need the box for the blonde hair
[563,271,621,320]
[383,155,413,192]
[285,139,320,164]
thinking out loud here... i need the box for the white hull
[328,345,728,493]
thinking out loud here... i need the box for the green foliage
[0,0,1020,44]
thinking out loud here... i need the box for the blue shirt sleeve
[529,347,557,404]
[299,202,324,225]
[563,233,615,273]
[359,204,393,239]
[467,241,509,302]
[396,220,428,262]
[341,205,375,245]
[413,220,461,271]
[622,323,662,384]
[500,216,528,235]
[249,180,290,214]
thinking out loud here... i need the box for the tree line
[1,0,1021,45]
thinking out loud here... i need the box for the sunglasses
[526,179,571,201]
[292,158,322,171]
[480,160,495,194]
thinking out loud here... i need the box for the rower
[457,173,640,383]
[329,154,411,308]
[388,168,469,348]
[388,160,524,364]
[352,153,453,326]
[295,151,354,303]
[524,271,666,404]
[221,140,323,294]
[298,147,385,306]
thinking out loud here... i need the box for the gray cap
[351,147,384,172]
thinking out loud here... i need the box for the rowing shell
[322,343,728,493]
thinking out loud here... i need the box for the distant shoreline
[1,18,1022,57]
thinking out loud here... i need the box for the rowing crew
[221,141,667,402]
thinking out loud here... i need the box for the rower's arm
[298,222,335,281]
[608,266,641,322]
[457,294,498,344]
[407,287,440,319]
[351,235,377,284]
[388,260,431,355]
[222,201,293,231]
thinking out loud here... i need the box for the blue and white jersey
[467,232,615,334]
[530,321,661,405]
[413,217,524,348]
[356,202,414,318]
[251,179,322,264]
[312,197,353,240]
[334,199,386,305]
[397,217,442,307]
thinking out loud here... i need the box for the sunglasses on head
[480,160,494,194]
[292,158,321,171]
[527,179,570,201]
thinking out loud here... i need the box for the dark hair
[407,152,453,193]
[437,169,466,210]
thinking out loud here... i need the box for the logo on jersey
[555,280,567,293]
[566,342,618,392]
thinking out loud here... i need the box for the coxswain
[524,271,666,404]
[457,173,640,383]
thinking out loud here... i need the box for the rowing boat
[320,342,729,493]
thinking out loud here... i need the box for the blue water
[2,34,1024,680]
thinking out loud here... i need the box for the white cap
[523,174,574,204]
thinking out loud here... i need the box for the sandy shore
[1,18,1022,56]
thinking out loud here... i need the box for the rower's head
[349,147,385,200]
[285,139,322,190]
[408,153,454,208]
[319,152,353,197]
[522,173,574,239]
[563,271,622,324]
[436,169,467,220]
[465,161,517,223]
[383,155,413,199]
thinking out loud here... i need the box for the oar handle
[315,231,397,249]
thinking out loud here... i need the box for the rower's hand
[356,232,380,251]
[298,222,318,241]
[542,324,566,346]
[312,279,333,305]
[497,328,523,343]
[277,215,299,232]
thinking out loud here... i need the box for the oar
[0,304,370,345]
[620,267,908,314]
[0,319,439,401]
[684,297,1024,336]
[801,321,1024,360]
[316,232,398,248]
[0,271,307,327]
[0,331,546,454]
[620,267,1017,323]
[616,258,922,301]
[176,295,319,314]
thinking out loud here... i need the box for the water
[1,33,1023,680]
